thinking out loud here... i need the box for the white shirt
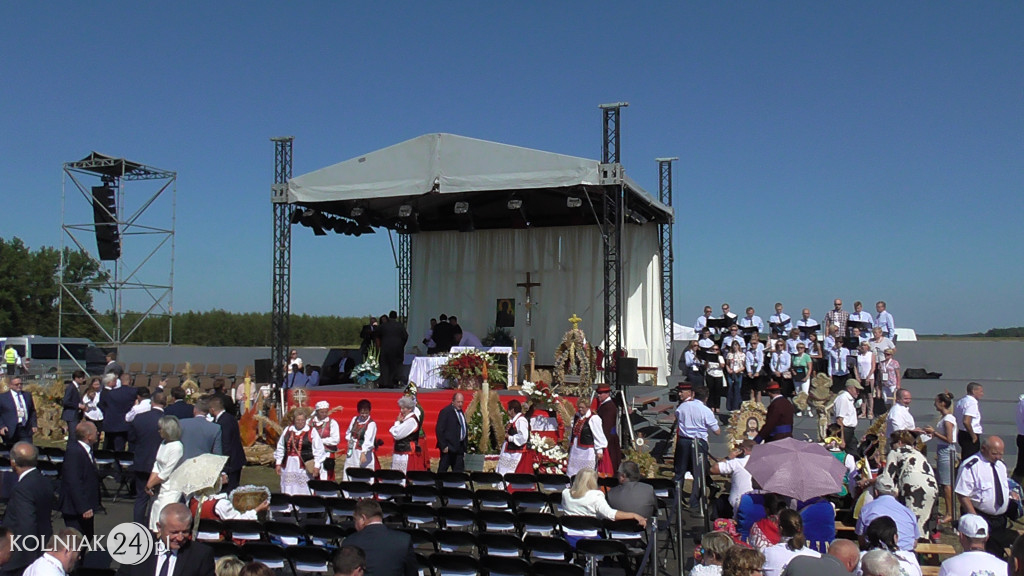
[855,549,922,576]
[459,331,483,347]
[505,414,529,449]
[954,453,1010,515]
[155,551,178,576]
[389,413,419,443]
[954,395,983,433]
[124,398,152,423]
[1017,394,1024,435]
[273,425,327,467]
[762,542,819,576]
[886,403,915,439]
[561,489,617,522]
[211,494,260,520]
[571,410,608,450]
[346,416,378,452]
[717,455,752,510]
[83,389,103,421]
[311,417,340,447]
[833,390,858,429]
[938,550,1007,576]
[22,553,66,576]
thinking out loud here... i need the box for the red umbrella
[745,437,848,501]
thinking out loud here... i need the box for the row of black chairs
[337,466,677,494]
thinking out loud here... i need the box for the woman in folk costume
[566,394,608,478]
[310,400,341,480]
[343,399,378,479]
[404,382,431,469]
[497,399,530,476]
[390,395,425,473]
[274,408,327,495]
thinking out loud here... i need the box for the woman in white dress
[761,509,820,576]
[389,396,421,474]
[274,408,327,495]
[146,415,184,532]
[82,377,104,433]
[496,400,529,476]
[343,399,377,479]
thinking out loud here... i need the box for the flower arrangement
[528,433,568,474]
[521,380,559,410]
[351,345,380,386]
[436,349,507,389]
[552,328,596,396]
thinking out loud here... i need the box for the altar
[408,346,520,389]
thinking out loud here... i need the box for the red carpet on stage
[290,388,585,458]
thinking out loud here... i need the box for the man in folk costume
[343,399,378,479]
[310,400,341,480]
[497,399,530,475]
[595,384,623,472]
[274,408,327,495]
[567,395,608,477]
[754,380,794,443]
[390,396,424,473]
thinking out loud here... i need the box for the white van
[0,335,97,379]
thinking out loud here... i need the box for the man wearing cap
[567,395,607,477]
[833,378,861,449]
[754,381,793,443]
[595,385,622,472]
[955,382,985,460]
[938,514,1007,576]
[955,435,1018,558]
[673,384,719,512]
[856,475,919,551]
[311,400,341,480]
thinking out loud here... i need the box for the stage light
[350,207,364,217]
[454,201,469,215]
[398,205,413,218]
[566,197,582,208]
[507,199,522,210]
[626,209,648,225]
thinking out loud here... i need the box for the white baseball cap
[958,514,989,539]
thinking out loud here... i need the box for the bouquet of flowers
[351,345,380,386]
[521,380,559,410]
[529,433,568,474]
[436,349,507,389]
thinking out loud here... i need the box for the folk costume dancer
[390,396,424,474]
[274,409,326,495]
[310,400,341,480]
[497,399,530,476]
[595,384,623,472]
[566,399,608,477]
[343,399,378,479]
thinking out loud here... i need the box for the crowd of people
[672,307,1024,576]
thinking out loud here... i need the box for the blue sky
[2,2,1021,335]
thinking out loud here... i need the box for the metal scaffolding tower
[398,233,411,323]
[270,137,294,386]
[657,158,677,373]
[60,153,176,352]
[599,102,628,386]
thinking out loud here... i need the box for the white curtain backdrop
[409,225,668,386]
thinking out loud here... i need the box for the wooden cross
[516,272,542,326]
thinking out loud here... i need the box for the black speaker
[92,185,120,261]
[254,358,273,384]
[616,356,638,388]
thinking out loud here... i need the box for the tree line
[1,236,368,346]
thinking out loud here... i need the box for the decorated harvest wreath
[552,327,597,396]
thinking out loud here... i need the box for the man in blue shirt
[769,303,792,338]
[738,307,764,333]
[874,301,896,340]
[856,475,919,551]
[673,383,720,512]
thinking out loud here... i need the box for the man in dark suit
[359,318,378,358]
[98,373,137,450]
[377,311,409,389]
[430,314,456,354]
[61,370,86,434]
[342,500,416,576]
[0,527,12,571]
[58,421,100,539]
[117,503,215,576]
[606,461,658,519]
[103,352,123,377]
[1,443,53,575]
[128,392,166,525]
[435,392,467,473]
[0,377,37,447]
[209,397,245,491]
[755,380,795,443]
[208,379,236,416]
[179,399,222,461]
[163,386,193,420]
